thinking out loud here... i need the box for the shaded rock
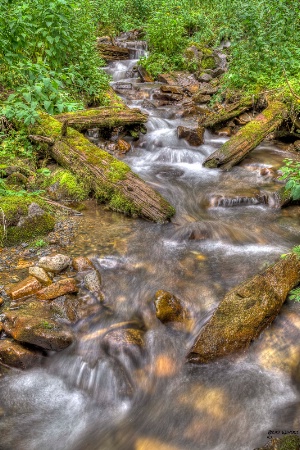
[38,254,71,273]
[152,91,183,102]
[177,126,205,146]
[118,139,131,154]
[254,435,300,449]
[193,93,211,104]
[217,127,232,137]
[187,253,300,364]
[154,290,190,324]
[37,278,78,300]
[294,140,300,151]
[235,112,253,125]
[6,172,28,187]
[0,339,42,369]
[72,256,94,272]
[197,82,218,95]
[198,73,213,82]
[7,276,43,300]
[102,328,145,359]
[211,67,226,78]
[157,73,176,84]
[84,270,102,293]
[160,85,184,95]
[28,266,52,286]
[98,44,130,61]
[137,66,154,82]
[3,300,74,351]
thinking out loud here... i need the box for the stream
[0,44,300,450]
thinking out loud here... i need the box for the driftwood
[199,99,253,129]
[187,253,300,364]
[30,113,175,223]
[55,107,148,133]
[203,100,288,170]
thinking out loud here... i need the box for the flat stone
[160,85,184,95]
[197,82,218,95]
[0,339,42,369]
[84,270,102,293]
[7,276,43,300]
[72,256,94,272]
[193,93,211,104]
[137,66,154,82]
[37,278,78,300]
[38,254,71,273]
[29,266,52,286]
[198,73,213,82]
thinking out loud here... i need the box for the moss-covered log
[187,252,300,364]
[30,113,175,222]
[55,107,148,133]
[203,100,288,170]
[199,99,253,129]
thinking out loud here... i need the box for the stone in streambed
[254,436,300,450]
[160,85,184,95]
[37,278,78,300]
[0,339,43,369]
[177,126,205,146]
[7,276,43,300]
[187,253,300,364]
[37,254,71,273]
[3,300,74,351]
[83,270,101,292]
[72,256,94,272]
[154,290,190,325]
[118,139,131,154]
[28,266,52,286]
[102,328,145,360]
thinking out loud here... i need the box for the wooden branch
[28,135,55,145]
[203,100,288,170]
[199,99,253,129]
[38,197,83,215]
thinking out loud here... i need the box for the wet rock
[0,339,43,369]
[160,85,184,95]
[152,91,183,102]
[37,278,78,300]
[193,93,211,104]
[83,270,102,293]
[154,290,190,324]
[102,328,145,359]
[28,266,52,286]
[0,297,4,306]
[254,435,300,449]
[187,253,300,364]
[38,254,71,273]
[3,300,74,351]
[7,276,43,300]
[177,126,205,146]
[153,354,177,378]
[235,112,253,125]
[157,73,176,85]
[217,127,232,137]
[118,139,131,154]
[98,44,130,61]
[72,256,94,272]
[294,140,300,151]
[137,66,153,82]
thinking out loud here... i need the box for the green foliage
[0,130,36,162]
[279,159,300,201]
[289,287,300,303]
[33,238,48,248]
[46,169,90,200]
[0,0,109,124]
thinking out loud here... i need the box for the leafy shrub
[279,159,300,201]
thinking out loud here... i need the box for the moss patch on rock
[45,169,90,201]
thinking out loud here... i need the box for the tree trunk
[203,100,288,170]
[30,113,175,223]
[55,107,148,132]
[199,99,253,129]
[187,253,300,364]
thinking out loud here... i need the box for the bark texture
[30,113,175,222]
[203,101,288,170]
[199,100,253,129]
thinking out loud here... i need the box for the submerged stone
[83,270,102,293]
[187,253,300,364]
[7,276,43,300]
[177,126,205,146]
[72,256,94,272]
[154,290,191,331]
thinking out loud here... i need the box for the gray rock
[38,254,71,273]
[84,269,102,292]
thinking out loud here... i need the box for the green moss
[201,56,216,70]
[39,320,55,330]
[47,169,90,201]
[277,435,300,450]
[107,160,130,182]
[108,192,140,216]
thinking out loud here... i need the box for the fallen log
[203,100,288,170]
[187,252,300,364]
[30,113,175,222]
[199,99,253,129]
[55,107,148,133]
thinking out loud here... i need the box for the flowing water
[0,47,300,450]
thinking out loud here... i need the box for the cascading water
[0,43,299,450]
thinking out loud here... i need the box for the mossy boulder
[0,196,55,247]
[0,339,43,370]
[44,169,90,201]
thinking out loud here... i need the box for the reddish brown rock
[7,276,43,300]
[160,85,184,95]
[217,127,232,137]
[118,139,131,154]
[0,297,3,306]
[137,66,154,82]
[177,126,205,146]
[0,339,43,369]
[153,91,183,102]
[37,278,78,301]
[72,256,94,272]
[155,290,189,324]
[157,73,176,84]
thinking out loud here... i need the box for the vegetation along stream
[0,39,300,450]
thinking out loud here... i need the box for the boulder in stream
[37,254,71,273]
[187,253,300,364]
[177,126,205,146]
[0,339,43,370]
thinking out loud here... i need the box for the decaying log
[187,253,300,364]
[30,113,175,223]
[203,100,288,170]
[199,100,253,129]
[55,107,148,133]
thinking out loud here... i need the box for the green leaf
[44,100,52,111]
[23,92,32,103]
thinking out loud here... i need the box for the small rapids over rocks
[0,41,300,450]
